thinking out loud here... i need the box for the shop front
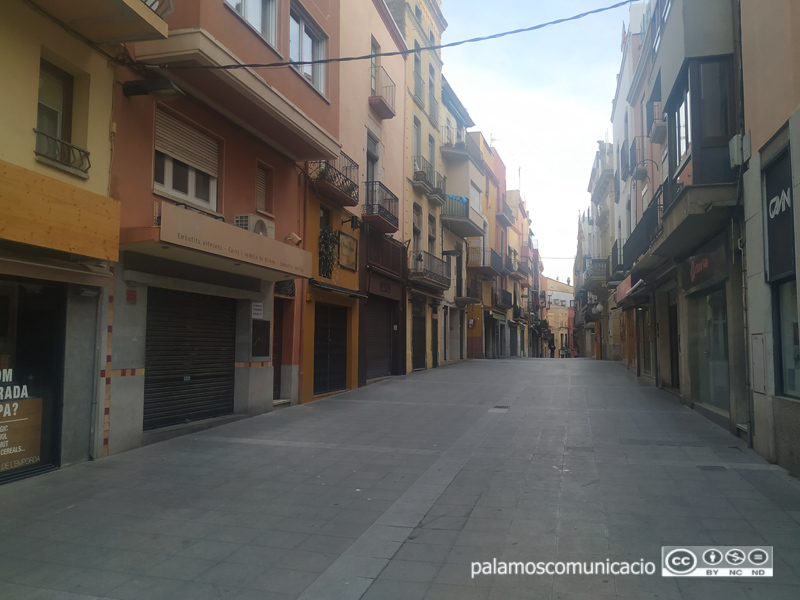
[116,202,311,451]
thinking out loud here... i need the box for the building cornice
[373,0,408,55]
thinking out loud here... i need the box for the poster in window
[764,149,794,282]
[338,231,358,271]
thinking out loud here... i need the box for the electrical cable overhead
[135,0,633,72]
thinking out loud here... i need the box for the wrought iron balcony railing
[497,200,515,227]
[34,129,91,174]
[409,250,451,289]
[413,71,425,107]
[503,253,513,273]
[366,230,404,276]
[467,247,503,273]
[364,181,399,230]
[369,65,396,119]
[496,288,513,310]
[412,154,434,189]
[308,151,359,206]
[428,94,439,127]
[142,0,174,19]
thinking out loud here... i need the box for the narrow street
[1,359,799,600]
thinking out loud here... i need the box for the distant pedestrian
[549,341,555,358]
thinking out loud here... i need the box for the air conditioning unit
[235,214,275,239]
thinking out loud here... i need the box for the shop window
[154,110,219,210]
[227,0,276,46]
[290,6,326,92]
[778,280,800,399]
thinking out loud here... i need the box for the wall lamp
[122,78,184,100]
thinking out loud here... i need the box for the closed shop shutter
[366,296,393,380]
[412,314,426,370]
[144,288,235,430]
[314,304,348,395]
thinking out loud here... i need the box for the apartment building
[739,0,800,475]
[109,0,341,449]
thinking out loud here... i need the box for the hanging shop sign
[338,232,358,271]
[681,237,729,295]
[614,275,632,304]
[764,149,794,282]
[0,370,42,473]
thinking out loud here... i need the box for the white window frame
[226,0,277,47]
[155,152,218,210]
[290,7,326,93]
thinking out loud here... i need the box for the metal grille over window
[274,279,296,297]
[256,166,273,213]
[155,110,218,177]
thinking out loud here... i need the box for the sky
[439,0,632,283]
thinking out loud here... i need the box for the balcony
[608,238,626,287]
[409,250,451,291]
[34,130,91,177]
[589,143,614,204]
[441,195,484,238]
[412,71,425,108]
[428,94,439,127]
[412,155,434,194]
[455,279,482,307]
[428,171,447,206]
[502,253,513,275]
[366,231,405,277]
[496,288,513,310]
[583,258,609,294]
[28,0,170,43]
[467,247,502,277]
[309,152,359,207]
[496,200,515,227]
[630,138,647,181]
[441,127,483,165]
[369,66,396,120]
[650,183,737,261]
[362,181,399,234]
[623,194,662,271]
[649,101,667,144]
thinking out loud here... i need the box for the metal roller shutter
[144,288,235,430]
[313,304,348,395]
[366,296,393,380]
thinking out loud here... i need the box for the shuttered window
[256,165,274,214]
[154,110,219,209]
[155,110,218,177]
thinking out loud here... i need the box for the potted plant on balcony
[318,226,339,279]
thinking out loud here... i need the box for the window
[370,40,380,96]
[154,110,219,210]
[699,61,730,140]
[320,206,330,231]
[256,165,274,215]
[428,134,436,172]
[414,5,422,21]
[428,214,436,254]
[413,117,422,158]
[227,0,276,46]
[37,60,72,145]
[290,7,326,92]
[674,83,691,164]
[366,133,379,182]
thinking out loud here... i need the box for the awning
[310,279,368,299]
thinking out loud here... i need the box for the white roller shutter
[155,109,219,177]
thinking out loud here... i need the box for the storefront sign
[764,149,794,282]
[681,238,729,294]
[615,275,632,304]
[251,302,264,320]
[338,232,358,271]
[0,370,41,473]
[369,274,402,301]
[159,202,312,278]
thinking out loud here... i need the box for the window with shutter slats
[256,165,274,214]
[155,110,218,177]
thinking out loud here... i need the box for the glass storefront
[691,288,730,413]
[778,280,800,398]
[0,278,64,481]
